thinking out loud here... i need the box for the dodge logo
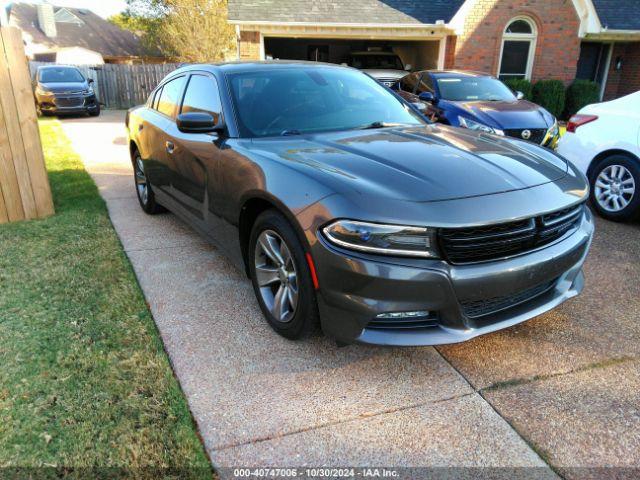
[521,129,532,140]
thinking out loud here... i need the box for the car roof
[166,60,355,77]
[37,64,80,70]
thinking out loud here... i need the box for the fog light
[376,310,431,319]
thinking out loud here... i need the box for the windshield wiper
[356,121,409,130]
[280,129,302,136]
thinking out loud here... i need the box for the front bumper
[37,93,99,114]
[312,208,594,346]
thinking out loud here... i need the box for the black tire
[589,153,640,222]
[133,150,164,215]
[89,104,100,117]
[248,209,320,340]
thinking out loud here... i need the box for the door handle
[165,141,175,154]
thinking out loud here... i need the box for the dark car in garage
[394,70,559,148]
[34,65,100,117]
[126,61,593,346]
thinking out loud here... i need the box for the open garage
[263,37,441,71]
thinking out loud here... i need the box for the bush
[532,79,566,118]
[565,80,600,118]
[503,78,533,101]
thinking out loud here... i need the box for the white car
[558,91,640,221]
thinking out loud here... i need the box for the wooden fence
[29,61,182,109]
[0,27,53,224]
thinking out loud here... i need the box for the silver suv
[348,51,411,87]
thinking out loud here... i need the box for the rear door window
[157,76,186,118]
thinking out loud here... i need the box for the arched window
[498,17,537,80]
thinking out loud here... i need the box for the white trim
[599,42,613,100]
[437,36,446,69]
[497,17,538,81]
[259,33,265,60]
[230,20,452,29]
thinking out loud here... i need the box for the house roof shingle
[227,0,465,25]
[9,3,145,58]
[591,0,640,31]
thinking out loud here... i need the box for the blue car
[394,70,560,148]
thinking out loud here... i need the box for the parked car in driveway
[34,65,100,117]
[347,51,411,87]
[393,70,559,148]
[557,91,640,221]
[126,62,593,347]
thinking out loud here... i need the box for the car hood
[249,125,568,202]
[39,81,87,93]
[363,69,408,80]
[450,99,553,129]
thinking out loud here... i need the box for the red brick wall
[453,0,581,83]
[444,35,457,69]
[603,42,640,100]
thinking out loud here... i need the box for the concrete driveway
[60,111,640,477]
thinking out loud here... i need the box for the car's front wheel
[590,154,640,221]
[249,210,319,339]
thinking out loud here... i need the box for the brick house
[228,0,640,100]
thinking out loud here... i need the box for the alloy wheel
[134,156,149,206]
[254,230,299,323]
[594,164,636,212]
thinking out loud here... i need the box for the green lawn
[0,119,212,479]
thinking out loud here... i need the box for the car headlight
[547,119,559,137]
[458,116,504,136]
[322,220,439,258]
[36,86,52,96]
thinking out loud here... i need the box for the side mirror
[516,91,525,100]
[404,64,412,71]
[419,91,435,103]
[177,112,221,134]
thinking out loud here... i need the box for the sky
[2,0,128,19]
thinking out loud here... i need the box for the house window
[498,17,537,80]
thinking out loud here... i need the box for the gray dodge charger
[126,61,594,346]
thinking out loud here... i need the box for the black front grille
[55,96,84,108]
[504,128,547,145]
[439,203,584,264]
[460,278,558,318]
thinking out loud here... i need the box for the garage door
[264,38,440,72]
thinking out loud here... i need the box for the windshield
[39,67,85,83]
[436,77,516,102]
[348,54,404,70]
[228,67,424,138]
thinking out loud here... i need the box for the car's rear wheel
[133,152,164,214]
[589,154,640,221]
[249,210,319,339]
